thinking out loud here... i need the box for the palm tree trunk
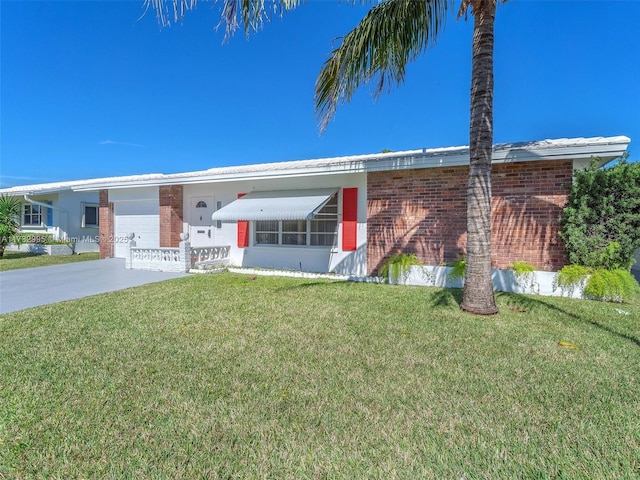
[460,0,498,315]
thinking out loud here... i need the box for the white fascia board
[69,136,630,191]
[366,137,631,172]
[73,150,466,189]
[363,151,469,172]
[73,163,366,191]
[0,174,163,195]
[0,186,72,196]
[492,139,631,164]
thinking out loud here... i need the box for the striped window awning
[211,189,337,222]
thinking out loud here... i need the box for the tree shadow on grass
[273,278,640,348]
[496,292,640,349]
[430,288,463,308]
[277,280,467,310]
[274,280,365,292]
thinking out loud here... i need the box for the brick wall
[159,185,184,247]
[367,160,573,274]
[98,189,114,259]
[491,160,572,270]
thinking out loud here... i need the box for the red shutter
[342,188,358,251]
[237,193,249,248]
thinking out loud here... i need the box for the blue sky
[2,0,639,187]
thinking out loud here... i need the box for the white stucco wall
[109,186,159,203]
[183,173,368,275]
[572,158,593,172]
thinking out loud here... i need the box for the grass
[0,251,100,271]
[1,273,639,479]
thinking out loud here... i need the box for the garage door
[114,200,159,258]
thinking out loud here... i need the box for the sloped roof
[0,135,630,195]
[0,174,165,196]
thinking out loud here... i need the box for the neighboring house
[3,136,630,272]
[72,135,628,275]
[0,181,101,253]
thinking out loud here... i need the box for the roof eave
[0,187,71,197]
[72,164,367,191]
[70,136,631,191]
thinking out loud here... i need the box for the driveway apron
[0,258,188,314]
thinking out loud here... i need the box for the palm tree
[146,0,500,314]
[0,195,21,259]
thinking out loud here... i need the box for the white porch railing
[191,245,231,265]
[130,247,185,272]
[124,233,230,273]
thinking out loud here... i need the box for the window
[195,200,208,208]
[215,201,222,229]
[253,194,338,247]
[311,194,338,246]
[255,220,279,245]
[23,204,42,226]
[82,204,99,228]
[282,220,307,245]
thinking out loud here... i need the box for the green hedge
[560,158,640,270]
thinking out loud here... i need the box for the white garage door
[114,201,159,258]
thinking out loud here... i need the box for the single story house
[61,135,629,275]
[0,181,101,253]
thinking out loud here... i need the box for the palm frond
[218,0,304,39]
[458,0,503,20]
[0,195,21,231]
[314,0,452,132]
[144,0,304,39]
[142,0,199,27]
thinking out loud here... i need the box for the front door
[189,196,215,247]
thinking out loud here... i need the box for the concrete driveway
[0,258,188,314]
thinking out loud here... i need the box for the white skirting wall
[391,266,585,299]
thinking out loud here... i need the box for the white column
[125,232,136,269]
[179,232,191,272]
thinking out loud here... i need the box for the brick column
[159,185,184,248]
[98,189,114,259]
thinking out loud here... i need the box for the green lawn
[1,273,638,478]
[0,251,100,271]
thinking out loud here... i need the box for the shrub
[0,195,21,259]
[584,269,639,303]
[379,253,423,281]
[510,261,537,292]
[447,257,466,283]
[554,264,591,291]
[559,157,640,270]
[554,264,639,303]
